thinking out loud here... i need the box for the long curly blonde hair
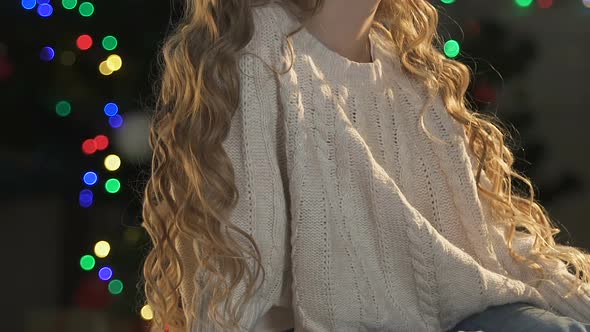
[140,0,590,331]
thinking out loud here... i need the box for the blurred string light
[79,189,93,208]
[60,51,76,66]
[37,3,53,17]
[98,266,113,281]
[108,279,123,295]
[104,102,119,116]
[76,34,93,51]
[104,154,121,171]
[40,46,55,62]
[22,0,36,10]
[62,0,77,10]
[105,178,121,194]
[106,54,122,71]
[55,100,71,117]
[440,0,455,4]
[95,134,109,151]
[79,1,94,17]
[37,0,50,4]
[83,171,98,185]
[444,39,460,58]
[515,0,534,7]
[140,305,154,320]
[109,114,124,128]
[82,138,98,155]
[94,240,111,258]
[102,36,118,51]
[538,0,553,8]
[99,61,113,76]
[80,254,95,271]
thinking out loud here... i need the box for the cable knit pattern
[176,2,590,331]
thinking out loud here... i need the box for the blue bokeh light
[37,0,50,4]
[21,0,36,10]
[104,102,119,116]
[79,189,94,208]
[108,114,123,128]
[37,3,53,17]
[83,171,98,186]
[40,46,55,62]
[98,266,113,281]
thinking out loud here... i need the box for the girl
[140,0,590,331]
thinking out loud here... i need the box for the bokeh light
[105,178,121,194]
[80,254,95,271]
[444,39,460,58]
[102,36,118,51]
[108,279,123,295]
[60,51,76,66]
[140,305,154,320]
[79,189,93,208]
[79,2,94,17]
[22,0,36,10]
[98,266,113,281]
[99,61,113,76]
[104,154,121,171]
[106,54,122,71]
[104,102,119,116]
[82,138,97,155]
[40,46,55,62]
[108,114,123,128]
[94,134,109,151]
[515,0,534,7]
[76,34,93,51]
[94,240,111,258]
[37,3,53,17]
[55,100,71,117]
[62,0,77,10]
[83,171,98,185]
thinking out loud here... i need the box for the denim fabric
[280,303,590,331]
[447,302,590,332]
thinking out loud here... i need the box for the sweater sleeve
[176,41,291,331]
[464,136,590,322]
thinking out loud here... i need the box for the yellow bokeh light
[94,240,111,258]
[99,61,113,76]
[140,304,154,320]
[104,154,121,171]
[106,54,122,71]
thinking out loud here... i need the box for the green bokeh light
[79,2,94,17]
[80,255,95,271]
[62,0,77,10]
[108,279,123,295]
[55,100,71,117]
[441,0,456,4]
[102,36,118,51]
[444,39,460,58]
[105,178,121,193]
[515,0,534,7]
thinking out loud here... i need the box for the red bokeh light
[538,0,553,9]
[82,138,97,155]
[94,134,109,151]
[76,34,93,51]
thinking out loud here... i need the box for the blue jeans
[447,302,590,332]
[281,302,589,331]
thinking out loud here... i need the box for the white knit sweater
[176,2,590,331]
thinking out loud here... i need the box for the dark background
[1,1,589,331]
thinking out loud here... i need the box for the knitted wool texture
[175,3,590,331]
